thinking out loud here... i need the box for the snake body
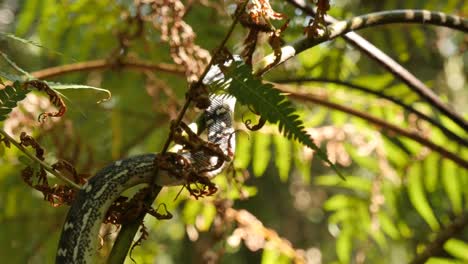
[56,64,236,263]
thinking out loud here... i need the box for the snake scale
[56,62,236,263]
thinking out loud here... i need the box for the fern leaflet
[0,81,30,121]
[213,60,343,178]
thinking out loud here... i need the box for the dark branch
[409,211,468,264]
[273,77,468,148]
[280,87,468,169]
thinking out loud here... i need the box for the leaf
[336,228,352,264]
[15,0,41,36]
[305,107,328,127]
[261,248,280,264]
[444,239,468,261]
[0,82,30,121]
[293,142,312,183]
[182,200,202,225]
[329,209,353,224]
[18,155,32,166]
[370,228,387,250]
[407,163,440,231]
[426,257,461,264]
[214,61,343,178]
[0,51,32,77]
[352,74,394,90]
[253,132,271,177]
[315,175,372,193]
[424,153,440,193]
[0,70,26,82]
[273,134,291,181]
[344,143,380,172]
[382,136,410,168]
[331,109,348,126]
[197,203,216,231]
[378,212,400,240]
[324,194,361,211]
[441,160,462,214]
[0,32,45,49]
[48,83,111,103]
[234,132,251,169]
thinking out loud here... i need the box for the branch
[0,129,81,189]
[409,211,468,264]
[257,9,468,132]
[280,88,468,169]
[273,77,468,148]
[30,59,185,79]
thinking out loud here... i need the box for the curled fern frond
[212,60,343,178]
[0,81,30,121]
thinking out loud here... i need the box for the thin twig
[409,211,468,264]
[273,77,468,147]
[282,88,468,169]
[0,129,81,189]
[30,59,185,79]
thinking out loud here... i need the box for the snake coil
[56,63,236,263]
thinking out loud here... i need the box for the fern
[0,81,30,121]
[213,61,343,178]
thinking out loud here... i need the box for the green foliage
[273,134,291,181]
[444,239,468,261]
[213,60,343,178]
[47,82,111,103]
[407,163,441,231]
[0,82,30,121]
[253,132,271,177]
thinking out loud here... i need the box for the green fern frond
[0,81,30,121]
[213,60,343,178]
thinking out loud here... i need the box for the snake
[54,9,466,262]
[55,63,236,263]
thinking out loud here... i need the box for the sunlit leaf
[426,257,461,264]
[331,109,347,126]
[441,160,462,214]
[253,132,271,177]
[234,132,251,169]
[345,143,379,172]
[273,134,291,181]
[293,142,312,183]
[49,83,111,103]
[261,247,281,264]
[370,228,387,250]
[329,209,353,224]
[182,200,202,225]
[197,203,216,231]
[378,212,400,240]
[316,175,372,193]
[305,107,328,127]
[424,153,440,193]
[444,238,468,261]
[324,194,363,211]
[352,74,394,89]
[336,228,352,264]
[407,164,440,230]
